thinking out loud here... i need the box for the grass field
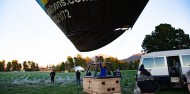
[0,70,189,94]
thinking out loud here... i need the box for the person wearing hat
[137,64,155,94]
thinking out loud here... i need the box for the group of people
[49,62,122,85]
[50,63,190,93]
[50,69,81,85]
[99,62,122,78]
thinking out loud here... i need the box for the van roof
[142,49,190,57]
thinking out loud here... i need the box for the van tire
[154,81,161,92]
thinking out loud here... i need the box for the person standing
[137,64,155,94]
[107,69,111,76]
[50,70,56,83]
[86,71,92,76]
[115,68,122,78]
[99,62,106,77]
[76,70,81,85]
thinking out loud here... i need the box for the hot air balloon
[36,0,149,52]
[36,1,149,93]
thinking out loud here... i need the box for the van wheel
[154,81,161,92]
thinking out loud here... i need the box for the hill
[121,53,143,62]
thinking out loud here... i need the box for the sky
[0,0,190,67]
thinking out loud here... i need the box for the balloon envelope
[36,0,149,52]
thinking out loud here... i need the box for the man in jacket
[137,64,155,94]
[76,70,81,85]
[50,70,56,83]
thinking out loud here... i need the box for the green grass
[120,70,137,94]
[0,70,189,94]
[0,84,84,94]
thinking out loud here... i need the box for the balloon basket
[83,77,121,94]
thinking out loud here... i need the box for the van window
[142,58,154,68]
[154,57,165,67]
[182,55,190,66]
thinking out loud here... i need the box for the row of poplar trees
[0,60,39,71]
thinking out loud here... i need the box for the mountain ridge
[121,53,143,62]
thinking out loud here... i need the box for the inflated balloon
[36,0,149,52]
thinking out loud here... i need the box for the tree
[6,62,12,71]
[60,62,65,71]
[23,61,29,71]
[125,62,130,70]
[84,57,91,69]
[134,59,140,70]
[65,62,70,71]
[12,60,19,70]
[23,61,37,71]
[105,57,120,70]
[31,62,35,70]
[55,64,61,71]
[0,60,5,71]
[84,57,91,63]
[74,54,82,67]
[73,57,78,66]
[35,63,39,71]
[18,63,22,70]
[129,61,134,70]
[76,54,86,68]
[142,23,190,53]
[28,61,32,69]
[67,56,74,69]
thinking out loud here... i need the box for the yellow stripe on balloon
[41,0,48,5]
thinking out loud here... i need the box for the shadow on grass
[156,87,189,94]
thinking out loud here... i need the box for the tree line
[0,55,140,72]
[0,60,39,71]
[53,54,140,72]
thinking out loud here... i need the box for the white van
[138,49,190,91]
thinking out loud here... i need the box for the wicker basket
[83,77,121,94]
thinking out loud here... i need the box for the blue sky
[0,0,190,67]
